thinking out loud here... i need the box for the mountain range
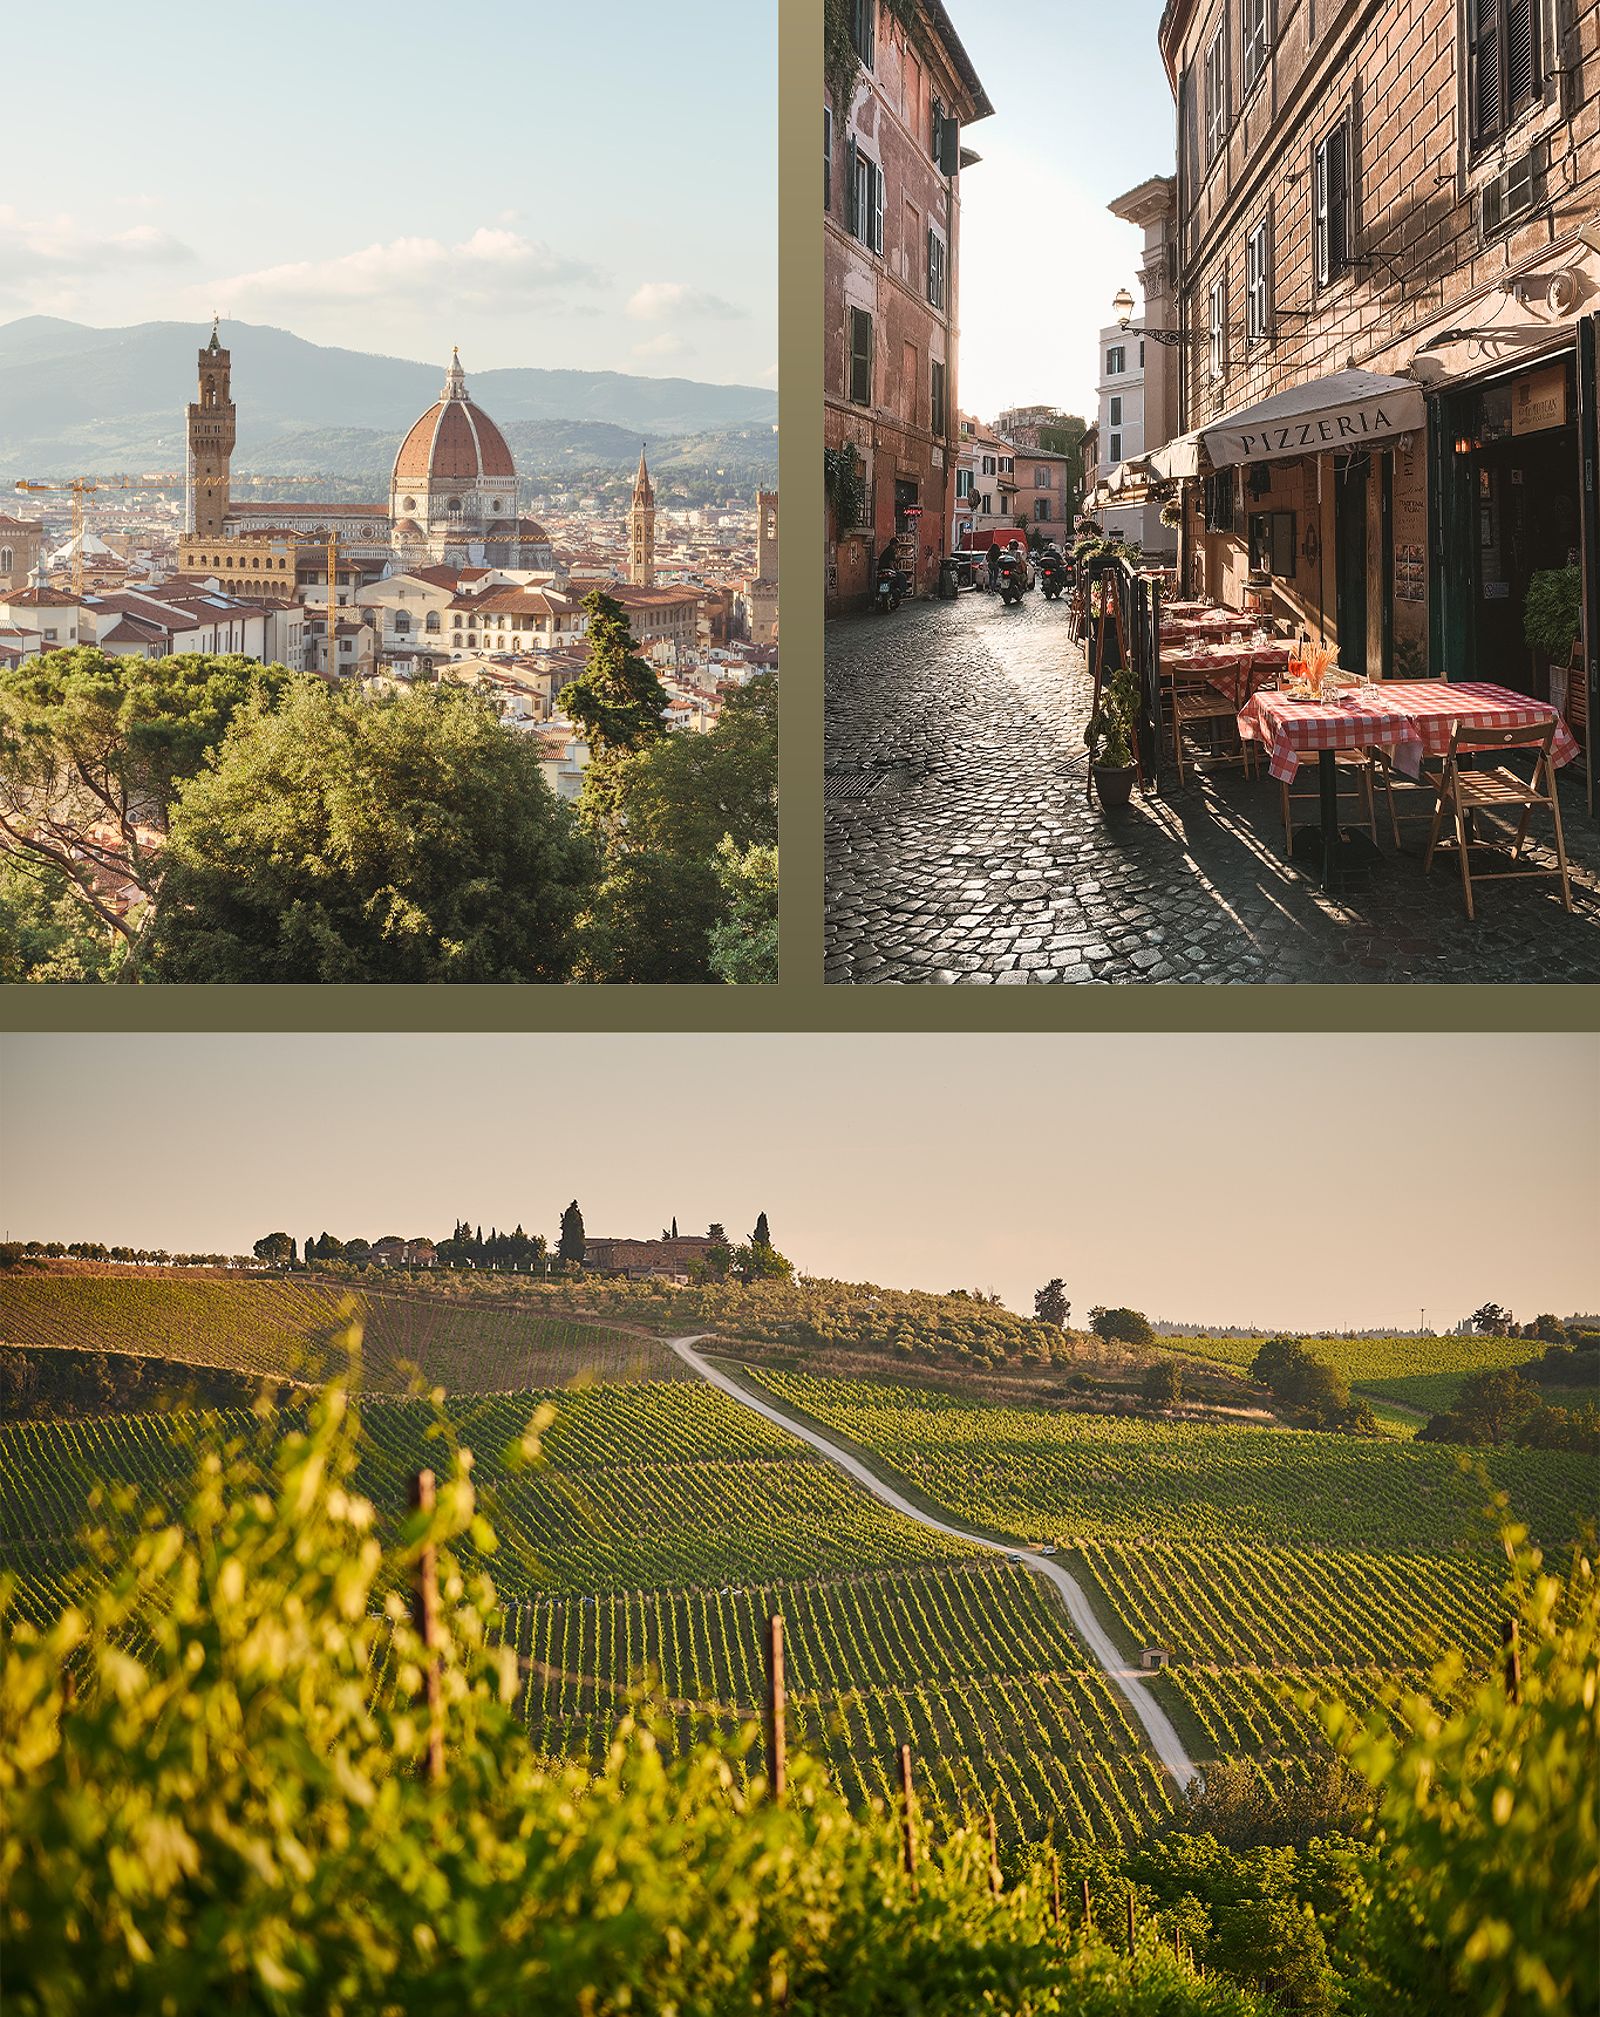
[0,319,777,486]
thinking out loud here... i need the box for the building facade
[1162,0,1600,760]
[825,0,992,612]
[0,513,44,592]
[1013,447,1074,546]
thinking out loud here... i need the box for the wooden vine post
[898,1743,917,1883]
[410,1468,445,1786]
[1081,1877,1093,1930]
[765,1613,787,1801]
[987,1810,1002,1896]
[1503,1616,1522,1702]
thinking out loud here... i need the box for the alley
[824,590,1600,986]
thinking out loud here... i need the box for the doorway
[1335,455,1369,677]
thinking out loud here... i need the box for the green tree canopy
[558,1200,585,1266]
[1034,1279,1070,1330]
[149,681,595,983]
[1142,1359,1183,1408]
[559,591,669,756]
[251,1233,295,1265]
[0,647,290,979]
[1089,1306,1155,1348]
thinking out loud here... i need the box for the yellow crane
[13,475,135,599]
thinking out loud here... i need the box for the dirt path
[666,1335,1198,1789]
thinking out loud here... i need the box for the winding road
[667,1336,1198,1789]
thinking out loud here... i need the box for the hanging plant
[1160,497,1183,530]
[824,443,867,533]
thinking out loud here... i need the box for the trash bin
[938,557,959,601]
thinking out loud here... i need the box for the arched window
[425,610,440,632]
[403,496,416,513]
[394,612,410,634]
[0,549,11,574]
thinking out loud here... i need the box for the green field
[1158,1331,1539,1413]
[0,1276,675,1391]
[6,1291,1592,1851]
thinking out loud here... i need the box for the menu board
[1512,364,1568,437]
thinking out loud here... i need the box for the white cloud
[626,280,744,322]
[201,228,605,316]
[0,205,195,310]
[632,331,689,359]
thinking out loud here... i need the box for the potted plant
[1087,658,1140,811]
[1524,564,1581,702]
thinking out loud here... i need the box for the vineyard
[0,1277,672,1392]
[746,1370,1594,1550]
[1158,1331,1539,1413]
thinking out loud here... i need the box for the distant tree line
[1,1242,246,1271]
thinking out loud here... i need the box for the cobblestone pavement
[825,588,1600,985]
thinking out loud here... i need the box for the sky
[0,0,775,387]
[953,2,1175,422]
[3,1032,1595,1333]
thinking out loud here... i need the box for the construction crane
[14,475,135,598]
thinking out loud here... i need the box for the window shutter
[939,111,960,176]
[872,162,885,253]
[1506,0,1537,115]
[927,226,935,303]
[847,133,859,236]
[1329,123,1349,271]
[1471,0,1502,143]
[1314,134,1330,284]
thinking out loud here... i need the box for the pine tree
[752,1212,771,1249]
[559,592,669,756]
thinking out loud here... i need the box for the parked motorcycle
[873,563,907,613]
[997,549,1028,606]
[1039,551,1069,600]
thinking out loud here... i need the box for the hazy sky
[3,1033,1594,1332]
[954,2,1173,422]
[0,1,776,387]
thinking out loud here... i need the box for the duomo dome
[389,348,518,556]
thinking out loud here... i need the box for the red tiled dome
[392,352,515,490]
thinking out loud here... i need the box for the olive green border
[0,0,1595,1035]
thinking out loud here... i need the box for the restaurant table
[1237,679,1580,893]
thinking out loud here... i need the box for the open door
[1335,455,1369,676]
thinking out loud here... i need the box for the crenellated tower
[628,442,656,585]
[185,317,236,537]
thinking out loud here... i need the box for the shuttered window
[1246,217,1270,339]
[848,307,873,407]
[824,107,832,210]
[927,228,948,308]
[851,0,875,67]
[930,358,946,436]
[1314,117,1351,286]
[1469,0,1542,148]
[1204,23,1228,161]
[1241,0,1271,92]
[850,146,884,253]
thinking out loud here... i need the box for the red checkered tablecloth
[1237,679,1581,785]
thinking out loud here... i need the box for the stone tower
[749,489,778,644]
[628,443,656,586]
[185,318,236,537]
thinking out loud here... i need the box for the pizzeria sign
[1201,372,1427,469]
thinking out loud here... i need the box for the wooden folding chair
[1166,650,1251,788]
[1424,718,1573,921]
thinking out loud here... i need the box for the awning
[1200,369,1426,468]
[1147,433,1206,481]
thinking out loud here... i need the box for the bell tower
[628,442,656,586]
[185,317,235,537]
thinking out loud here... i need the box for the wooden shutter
[846,133,859,236]
[1470,0,1503,144]
[1507,0,1538,118]
[1329,122,1350,273]
[871,162,884,253]
[850,308,872,407]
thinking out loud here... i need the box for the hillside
[0,316,777,479]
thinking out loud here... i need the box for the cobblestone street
[825,589,1600,985]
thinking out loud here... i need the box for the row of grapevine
[1073,1539,1501,1670]
[752,1370,1595,1550]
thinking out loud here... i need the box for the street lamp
[1112,286,1186,347]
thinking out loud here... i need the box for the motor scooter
[1039,550,1068,600]
[997,549,1028,607]
[873,562,907,613]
